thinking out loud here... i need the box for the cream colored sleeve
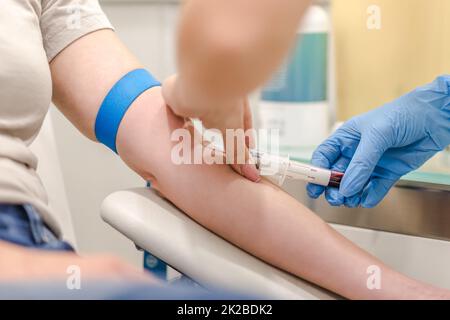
[40,0,114,62]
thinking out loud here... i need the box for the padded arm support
[100,188,337,299]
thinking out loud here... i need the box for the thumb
[225,131,260,182]
[340,135,386,197]
[161,75,179,111]
[219,110,259,182]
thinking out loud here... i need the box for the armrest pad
[100,188,337,299]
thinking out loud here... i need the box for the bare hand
[162,74,260,182]
[0,241,159,284]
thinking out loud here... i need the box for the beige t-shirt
[0,0,113,236]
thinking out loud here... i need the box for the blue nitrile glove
[307,75,450,208]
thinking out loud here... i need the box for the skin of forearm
[175,0,311,116]
[115,88,447,300]
[49,30,448,300]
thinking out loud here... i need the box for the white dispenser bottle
[257,5,331,154]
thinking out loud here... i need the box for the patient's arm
[50,30,449,299]
[115,89,449,300]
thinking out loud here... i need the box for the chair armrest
[100,188,337,299]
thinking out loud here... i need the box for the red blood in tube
[328,171,344,188]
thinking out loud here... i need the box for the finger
[344,194,361,208]
[331,155,351,173]
[241,100,260,181]
[230,153,260,182]
[306,139,342,199]
[243,99,256,149]
[221,104,260,182]
[361,178,396,208]
[221,108,245,165]
[325,188,345,206]
[161,74,179,113]
[308,155,348,200]
[323,156,350,206]
[223,114,243,178]
[235,141,260,182]
[222,121,249,162]
[307,147,343,199]
[307,183,324,199]
[243,99,253,131]
[311,139,342,169]
[230,163,243,175]
[340,135,387,197]
[241,164,261,182]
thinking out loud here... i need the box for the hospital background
[41,0,450,289]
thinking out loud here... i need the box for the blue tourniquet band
[95,69,161,153]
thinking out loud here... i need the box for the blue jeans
[0,204,73,251]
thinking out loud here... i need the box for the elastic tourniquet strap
[95,69,160,153]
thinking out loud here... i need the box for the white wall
[51,1,179,266]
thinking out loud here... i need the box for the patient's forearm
[116,89,448,300]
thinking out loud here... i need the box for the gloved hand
[307,75,450,208]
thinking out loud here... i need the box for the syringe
[250,150,344,187]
